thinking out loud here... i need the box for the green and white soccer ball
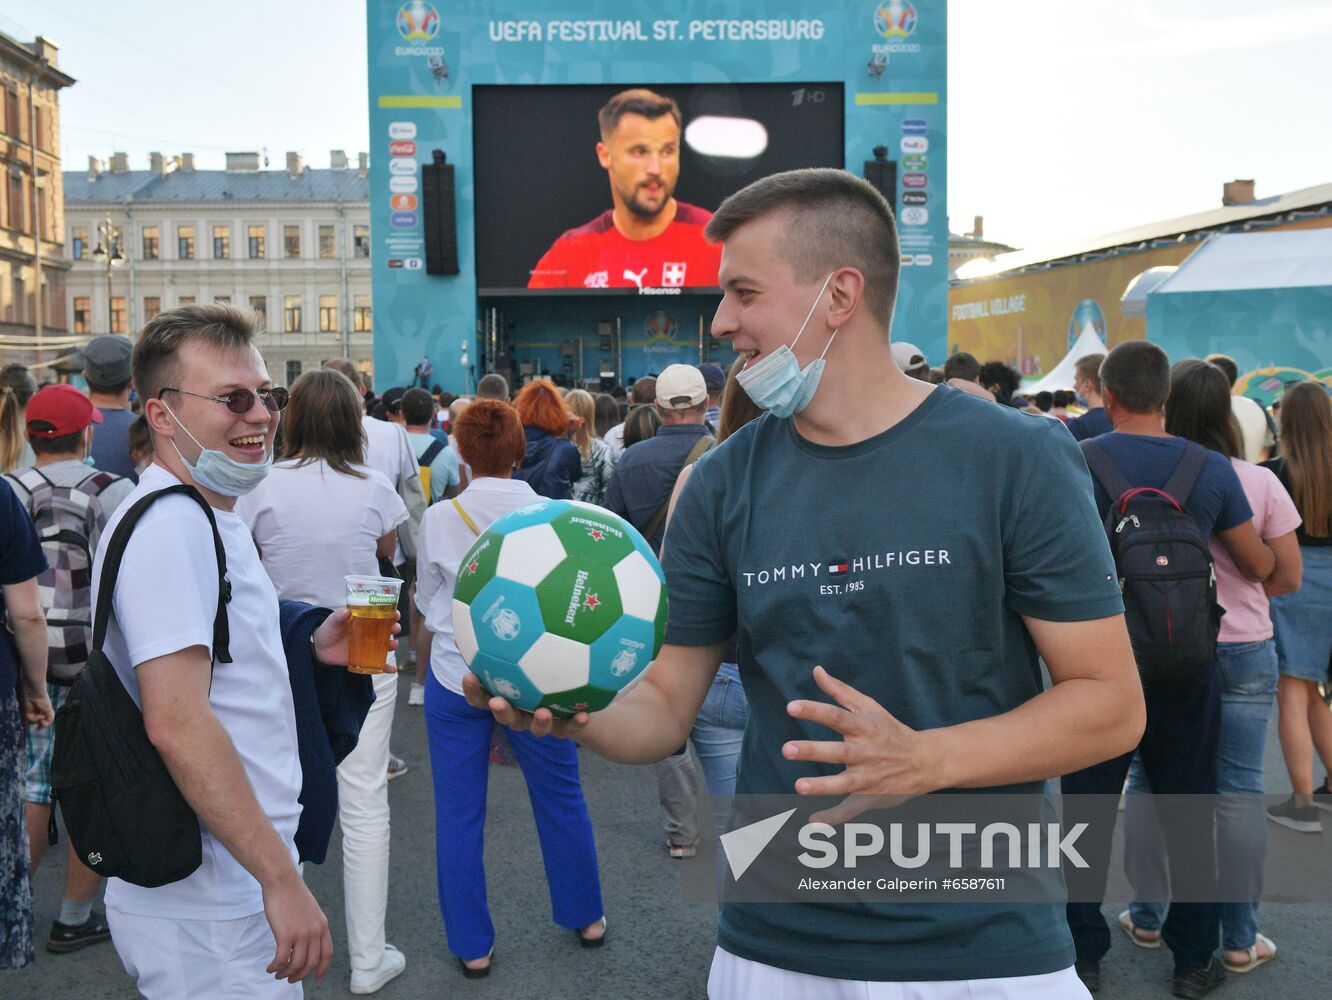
[453,499,667,718]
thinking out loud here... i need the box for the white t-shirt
[236,460,407,608]
[414,477,539,694]
[1231,395,1274,464]
[603,422,626,458]
[93,465,302,920]
[362,415,421,564]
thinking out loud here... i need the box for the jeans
[1062,667,1221,971]
[424,676,603,961]
[1126,639,1277,951]
[691,662,749,837]
[336,671,398,972]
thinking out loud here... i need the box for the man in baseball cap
[82,334,139,480]
[26,383,104,441]
[891,341,930,381]
[7,382,134,958]
[605,361,718,860]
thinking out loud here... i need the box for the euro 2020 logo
[874,1,918,39]
[397,1,440,42]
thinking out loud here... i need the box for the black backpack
[49,485,232,887]
[1082,440,1223,685]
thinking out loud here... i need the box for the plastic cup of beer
[344,575,402,674]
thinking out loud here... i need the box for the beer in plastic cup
[344,575,402,674]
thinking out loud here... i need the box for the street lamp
[91,215,126,333]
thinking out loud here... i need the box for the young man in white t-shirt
[96,305,369,997]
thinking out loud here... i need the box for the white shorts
[107,907,303,999]
[708,947,1090,1000]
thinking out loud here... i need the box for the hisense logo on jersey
[741,549,953,588]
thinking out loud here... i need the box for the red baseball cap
[25,384,104,438]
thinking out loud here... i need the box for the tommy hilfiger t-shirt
[661,386,1124,982]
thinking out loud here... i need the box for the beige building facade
[64,150,372,387]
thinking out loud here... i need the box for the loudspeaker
[422,150,460,276]
[863,146,897,215]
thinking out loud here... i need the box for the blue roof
[63,168,368,205]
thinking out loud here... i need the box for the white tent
[1021,324,1108,394]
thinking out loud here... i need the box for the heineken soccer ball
[453,500,667,718]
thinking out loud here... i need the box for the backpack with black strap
[417,437,447,504]
[7,466,119,685]
[1082,440,1223,685]
[49,485,232,887]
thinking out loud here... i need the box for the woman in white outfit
[237,369,409,995]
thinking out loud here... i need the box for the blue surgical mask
[735,273,839,419]
[163,399,272,496]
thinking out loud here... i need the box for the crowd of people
[0,168,1329,1000]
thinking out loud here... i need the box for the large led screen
[473,82,845,294]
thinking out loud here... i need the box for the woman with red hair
[415,400,606,978]
[512,380,582,500]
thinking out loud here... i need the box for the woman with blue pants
[1122,360,1302,974]
[415,401,605,978]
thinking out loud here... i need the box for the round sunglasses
[160,386,290,414]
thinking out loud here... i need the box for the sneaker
[46,911,111,953]
[1313,779,1332,814]
[1173,957,1225,998]
[666,840,697,859]
[387,753,409,780]
[408,683,425,706]
[1074,959,1100,993]
[1267,796,1323,833]
[350,943,407,995]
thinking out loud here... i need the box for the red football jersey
[527,203,722,289]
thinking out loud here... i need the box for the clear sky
[4,0,1329,254]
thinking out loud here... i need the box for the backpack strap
[91,485,232,664]
[1081,440,1134,506]
[419,439,446,468]
[10,466,53,502]
[644,435,715,544]
[1161,442,1209,511]
[451,497,481,537]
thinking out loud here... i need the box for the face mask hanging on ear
[161,399,272,496]
[735,272,840,419]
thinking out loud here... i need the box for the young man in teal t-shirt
[466,169,1145,998]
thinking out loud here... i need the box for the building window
[212,225,230,259]
[353,225,370,258]
[178,296,195,306]
[285,360,302,386]
[71,227,88,260]
[8,173,22,230]
[73,296,90,334]
[318,295,338,332]
[110,296,127,333]
[144,296,160,322]
[3,87,19,140]
[249,295,267,327]
[353,294,372,332]
[142,225,160,259]
[9,271,24,323]
[214,295,231,304]
[177,225,195,260]
[284,295,302,333]
[319,225,335,258]
[283,225,301,259]
[248,225,266,259]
